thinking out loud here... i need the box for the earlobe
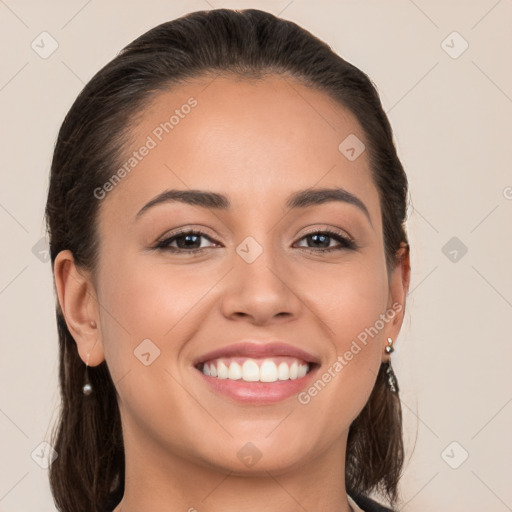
[53,249,105,367]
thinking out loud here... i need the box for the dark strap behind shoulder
[350,493,395,512]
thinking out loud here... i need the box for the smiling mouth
[196,356,316,383]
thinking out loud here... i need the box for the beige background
[1,0,511,510]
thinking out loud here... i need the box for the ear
[53,249,105,367]
[383,242,411,361]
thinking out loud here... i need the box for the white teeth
[297,364,307,378]
[278,362,289,380]
[217,360,229,379]
[242,360,260,382]
[289,361,298,380]
[228,361,242,380]
[260,360,278,382]
[201,358,310,382]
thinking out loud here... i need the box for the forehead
[99,74,380,225]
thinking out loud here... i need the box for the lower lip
[196,366,319,404]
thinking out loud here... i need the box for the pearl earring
[82,353,93,396]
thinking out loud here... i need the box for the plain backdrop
[1,1,511,511]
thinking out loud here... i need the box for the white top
[348,494,365,512]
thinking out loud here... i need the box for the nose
[220,238,302,326]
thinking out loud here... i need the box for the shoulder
[349,493,395,512]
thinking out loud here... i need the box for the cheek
[95,254,202,438]
[315,254,389,344]
[305,255,389,410]
[94,251,199,388]
[97,252,205,340]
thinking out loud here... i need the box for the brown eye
[155,230,217,253]
[154,228,356,254]
[295,230,356,252]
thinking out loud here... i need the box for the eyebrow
[135,187,372,225]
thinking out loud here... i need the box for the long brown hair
[45,8,409,511]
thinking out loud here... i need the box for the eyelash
[154,228,357,254]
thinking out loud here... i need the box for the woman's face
[73,75,408,475]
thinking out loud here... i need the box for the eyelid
[156,225,218,242]
[153,224,358,254]
[299,225,355,243]
[294,227,358,251]
[155,225,353,243]
[154,227,219,250]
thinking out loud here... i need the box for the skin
[54,75,410,512]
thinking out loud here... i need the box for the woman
[46,8,411,512]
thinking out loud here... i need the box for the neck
[113,426,353,512]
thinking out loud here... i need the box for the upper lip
[193,341,321,367]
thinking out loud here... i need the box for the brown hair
[45,8,409,511]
